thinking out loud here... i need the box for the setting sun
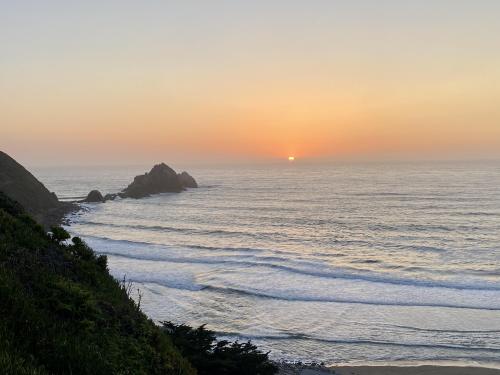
[288,156,295,161]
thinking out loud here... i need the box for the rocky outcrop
[83,190,104,203]
[121,163,196,199]
[120,163,198,198]
[178,171,198,188]
[0,150,76,227]
[82,163,198,202]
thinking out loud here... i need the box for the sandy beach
[331,365,500,375]
[277,363,500,375]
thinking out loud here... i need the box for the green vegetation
[0,192,193,374]
[162,322,277,375]
[49,226,71,243]
[0,191,277,374]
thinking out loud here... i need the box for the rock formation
[0,150,75,227]
[78,163,198,203]
[120,163,197,199]
[83,190,104,203]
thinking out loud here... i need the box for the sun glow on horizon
[2,1,500,165]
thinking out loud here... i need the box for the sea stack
[81,163,198,201]
[121,163,197,199]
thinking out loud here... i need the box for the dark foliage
[0,191,194,375]
[50,226,71,243]
[162,322,278,375]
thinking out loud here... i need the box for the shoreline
[277,362,500,375]
[331,365,500,375]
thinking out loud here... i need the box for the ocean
[34,161,500,367]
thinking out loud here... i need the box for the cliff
[0,151,75,226]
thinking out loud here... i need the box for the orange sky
[1,1,500,165]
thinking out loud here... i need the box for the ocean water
[34,162,500,366]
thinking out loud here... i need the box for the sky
[1,0,500,165]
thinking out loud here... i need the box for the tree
[162,322,277,375]
[50,226,70,243]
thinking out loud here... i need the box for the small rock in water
[103,193,118,201]
[83,190,104,203]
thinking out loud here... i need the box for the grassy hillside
[0,191,277,374]
[0,191,195,374]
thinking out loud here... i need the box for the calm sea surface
[34,162,500,366]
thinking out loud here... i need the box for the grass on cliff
[0,192,277,375]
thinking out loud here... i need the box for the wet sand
[277,363,500,375]
[331,365,500,375]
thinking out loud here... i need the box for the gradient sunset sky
[1,1,500,165]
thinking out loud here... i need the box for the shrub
[162,321,278,375]
[96,255,108,271]
[50,226,70,243]
[71,237,96,261]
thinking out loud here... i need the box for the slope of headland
[0,151,76,227]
